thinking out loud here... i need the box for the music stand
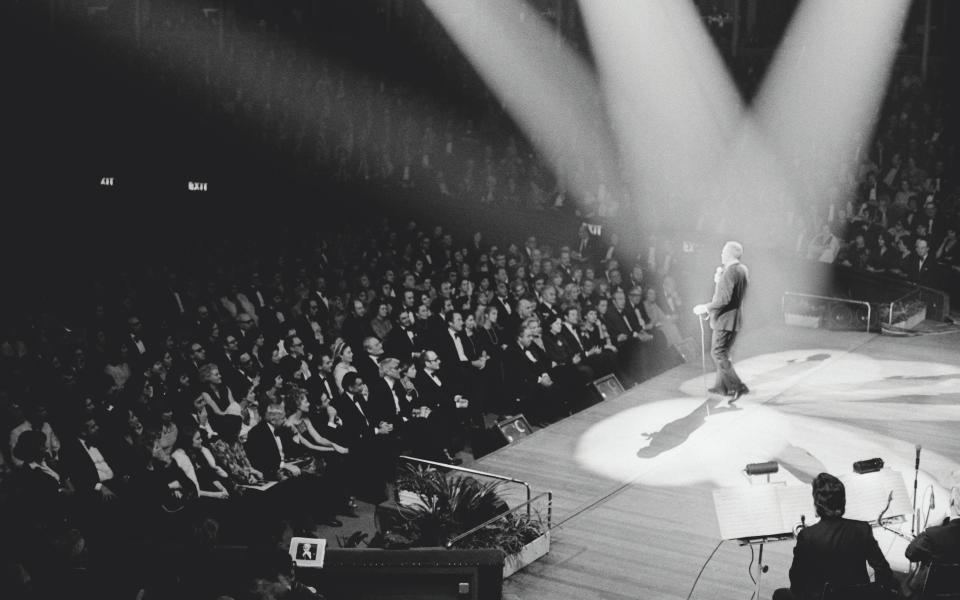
[714,484,813,599]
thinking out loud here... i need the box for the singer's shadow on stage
[636,397,740,459]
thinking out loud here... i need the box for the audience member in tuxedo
[10,430,72,527]
[580,305,619,367]
[305,351,338,409]
[333,372,390,503]
[415,350,475,453]
[384,309,420,362]
[773,472,895,600]
[503,328,561,426]
[906,237,939,287]
[60,414,122,508]
[627,286,668,359]
[341,300,374,354]
[356,336,386,384]
[604,289,652,386]
[279,335,312,383]
[432,311,472,389]
[124,315,153,370]
[542,315,592,412]
[245,402,344,527]
[233,313,259,354]
[562,305,615,379]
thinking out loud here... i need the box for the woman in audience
[369,301,394,340]
[332,341,357,393]
[126,429,197,539]
[198,363,242,434]
[208,415,266,487]
[171,426,231,502]
[282,386,349,457]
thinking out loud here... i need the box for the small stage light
[745,461,779,476]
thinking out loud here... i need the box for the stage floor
[473,323,960,600]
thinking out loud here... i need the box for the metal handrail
[782,291,872,333]
[398,455,532,515]
[445,491,553,549]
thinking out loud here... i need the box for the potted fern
[388,464,549,578]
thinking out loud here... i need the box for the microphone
[930,491,935,510]
[800,515,806,529]
[915,445,921,470]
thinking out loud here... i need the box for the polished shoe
[322,517,343,527]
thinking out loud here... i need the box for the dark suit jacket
[383,326,420,362]
[244,421,289,479]
[905,518,960,564]
[705,262,749,331]
[502,342,551,402]
[60,438,111,495]
[414,369,461,415]
[332,391,375,447]
[788,517,893,600]
[906,254,938,287]
[367,377,409,429]
[603,308,636,346]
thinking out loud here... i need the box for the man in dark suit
[333,372,391,503]
[383,310,420,363]
[244,403,343,526]
[773,473,895,600]
[906,237,939,288]
[415,350,475,450]
[905,484,960,564]
[693,241,749,404]
[605,289,652,385]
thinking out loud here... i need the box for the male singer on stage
[693,241,749,404]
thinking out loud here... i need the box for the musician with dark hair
[773,472,895,600]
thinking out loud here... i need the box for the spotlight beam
[422,0,626,211]
[578,0,745,229]
[753,0,911,208]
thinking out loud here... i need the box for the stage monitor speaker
[590,374,625,403]
[495,414,533,444]
[471,414,533,459]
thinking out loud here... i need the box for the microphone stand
[911,446,921,537]
[699,314,710,417]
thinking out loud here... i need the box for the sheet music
[776,485,816,533]
[714,484,815,540]
[840,470,910,523]
[714,485,791,540]
[714,470,910,541]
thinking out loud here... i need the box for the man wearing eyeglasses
[280,336,312,382]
